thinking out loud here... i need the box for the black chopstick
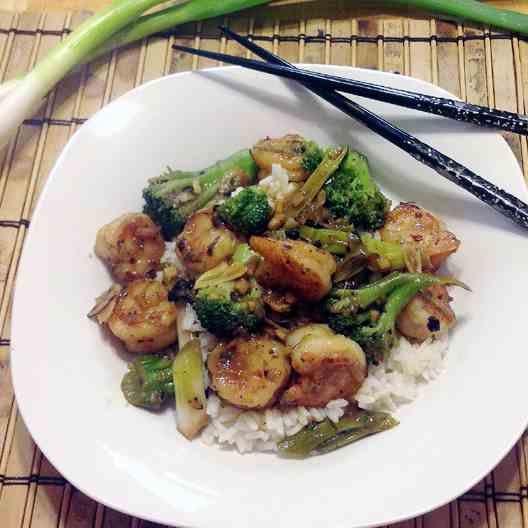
[174,40,528,137]
[173,37,528,231]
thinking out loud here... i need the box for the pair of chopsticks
[173,28,528,231]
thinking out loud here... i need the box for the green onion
[0,0,270,149]
[85,0,271,64]
[382,0,528,35]
[277,410,399,458]
[172,339,208,440]
[298,225,352,256]
[3,0,528,150]
[0,0,168,149]
[194,261,247,289]
[283,145,348,220]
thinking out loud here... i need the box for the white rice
[355,334,449,413]
[160,240,179,266]
[258,164,297,204]
[201,395,349,454]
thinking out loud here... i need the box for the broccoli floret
[143,177,187,240]
[143,149,258,240]
[328,312,396,365]
[301,139,323,174]
[324,151,390,230]
[193,281,264,337]
[325,273,404,363]
[326,272,466,363]
[121,354,175,410]
[216,187,272,235]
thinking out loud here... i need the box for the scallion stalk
[3,0,528,151]
[85,0,271,64]
[381,0,528,34]
[0,0,271,149]
[172,338,208,440]
[0,0,168,149]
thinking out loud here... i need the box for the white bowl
[11,65,528,528]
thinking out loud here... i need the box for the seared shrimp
[397,284,456,342]
[95,213,164,283]
[208,336,291,409]
[176,209,238,275]
[251,134,311,181]
[281,324,367,407]
[250,236,336,302]
[381,203,460,271]
[106,279,178,353]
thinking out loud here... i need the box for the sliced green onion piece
[317,412,399,455]
[278,410,399,458]
[277,419,336,458]
[172,339,208,440]
[194,262,247,289]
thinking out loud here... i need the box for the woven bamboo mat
[0,3,528,527]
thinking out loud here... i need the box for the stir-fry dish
[89,134,467,457]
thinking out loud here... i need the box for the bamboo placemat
[0,3,527,527]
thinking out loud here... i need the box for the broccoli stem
[360,233,406,271]
[144,149,258,239]
[178,179,221,218]
[173,339,208,440]
[152,176,197,196]
[179,149,258,215]
[201,149,256,188]
[362,272,469,340]
[329,271,469,315]
[163,169,198,180]
[362,281,425,338]
[121,355,174,410]
[284,145,348,219]
[298,225,353,256]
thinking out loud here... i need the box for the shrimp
[396,284,456,342]
[250,236,336,302]
[95,213,164,284]
[281,324,367,407]
[380,203,460,271]
[208,336,291,409]
[251,134,311,181]
[106,279,178,353]
[176,209,238,275]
